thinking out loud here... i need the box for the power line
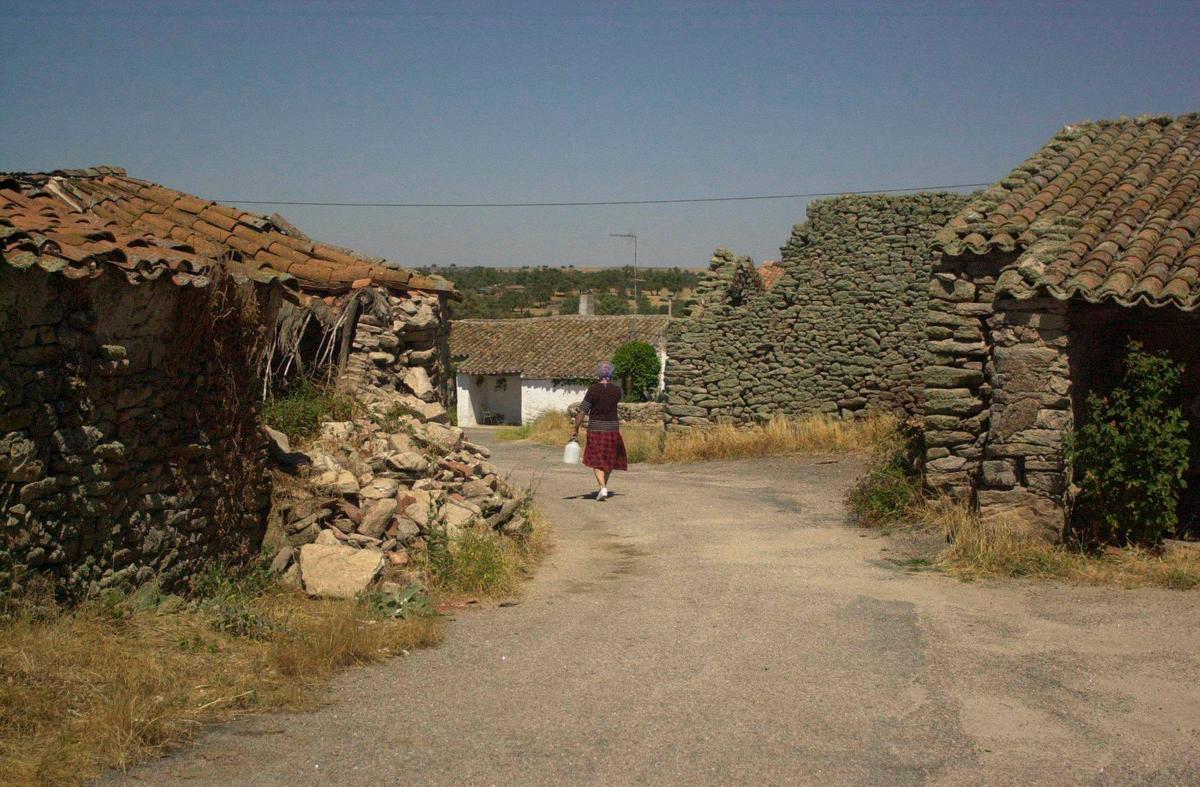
[215,181,994,209]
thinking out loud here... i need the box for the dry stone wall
[924,246,1074,538]
[344,290,454,407]
[0,267,281,597]
[665,193,972,426]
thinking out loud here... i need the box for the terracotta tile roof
[451,315,672,378]
[0,167,457,297]
[757,260,784,290]
[935,114,1200,310]
[0,168,287,289]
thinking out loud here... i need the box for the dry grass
[656,414,898,463]
[0,587,441,785]
[497,411,898,464]
[922,498,1200,590]
[0,506,553,785]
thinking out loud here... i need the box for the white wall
[521,379,589,424]
[456,373,522,426]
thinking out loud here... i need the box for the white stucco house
[450,314,671,426]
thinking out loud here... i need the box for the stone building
[923,114,1200,538]
[1,167,458,595]
[665,193,971,426]
[40,169,459,404]
[451,315,671,426]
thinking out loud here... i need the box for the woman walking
[573,361,628,501]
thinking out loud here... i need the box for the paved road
[117,433,1200,785]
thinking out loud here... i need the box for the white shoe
[597,488,608,501]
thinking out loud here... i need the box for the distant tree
[613,341,661,402]
[559,295,580,315]
[635,294,653,315]
[596,292,630,315]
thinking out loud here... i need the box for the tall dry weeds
[498,411,898,464]
[659,414,899,463]
[926,498,1200,589]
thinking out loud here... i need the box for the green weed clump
[263,379,357,440]
[845,448,922,527]
[421,508,553,600]
[430,531,519,597]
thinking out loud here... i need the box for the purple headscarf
[597,361,615,381]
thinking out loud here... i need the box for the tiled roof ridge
[1,165,127,180]
[450,314,673,377]
[936,112,1200,311]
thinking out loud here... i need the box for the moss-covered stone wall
[664,192,973,426]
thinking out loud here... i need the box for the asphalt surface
[113,432,1200,785]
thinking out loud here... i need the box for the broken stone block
[269,546,294,574]
[386,451,430,475]
[417,422,463,452]
[359,498,399,539]
[359,477,399,500]
[298,543,384,599]
[402,366,436,402]
[315,528,343,545]
[398,490,434,528]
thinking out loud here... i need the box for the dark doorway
[1067,302,1200,536]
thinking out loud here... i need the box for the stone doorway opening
[1067,302,1200,536]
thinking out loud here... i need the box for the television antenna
[609,232,640,312]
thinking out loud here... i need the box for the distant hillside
[421,265,701,319]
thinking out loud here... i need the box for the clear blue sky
[3,1,1197,268]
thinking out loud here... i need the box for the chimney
[578,292,595,316]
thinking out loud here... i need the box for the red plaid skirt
[583,430,628,471]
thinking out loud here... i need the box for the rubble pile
[266,389,527,598]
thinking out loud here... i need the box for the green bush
[846,449,921,527]
[613,341,661,402]
[1066,341,1190,545]
[263,379,357,440]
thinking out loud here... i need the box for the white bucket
[563,438,582,465]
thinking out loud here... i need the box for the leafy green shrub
[263,379,357,440]
[613,341,661,402]
[846,448,922,527]
[1066,341,1190,545]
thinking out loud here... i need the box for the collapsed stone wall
[344,290,454,410]
[665,193,973,426]
[0,267,281,597]
[688,248,762,316]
